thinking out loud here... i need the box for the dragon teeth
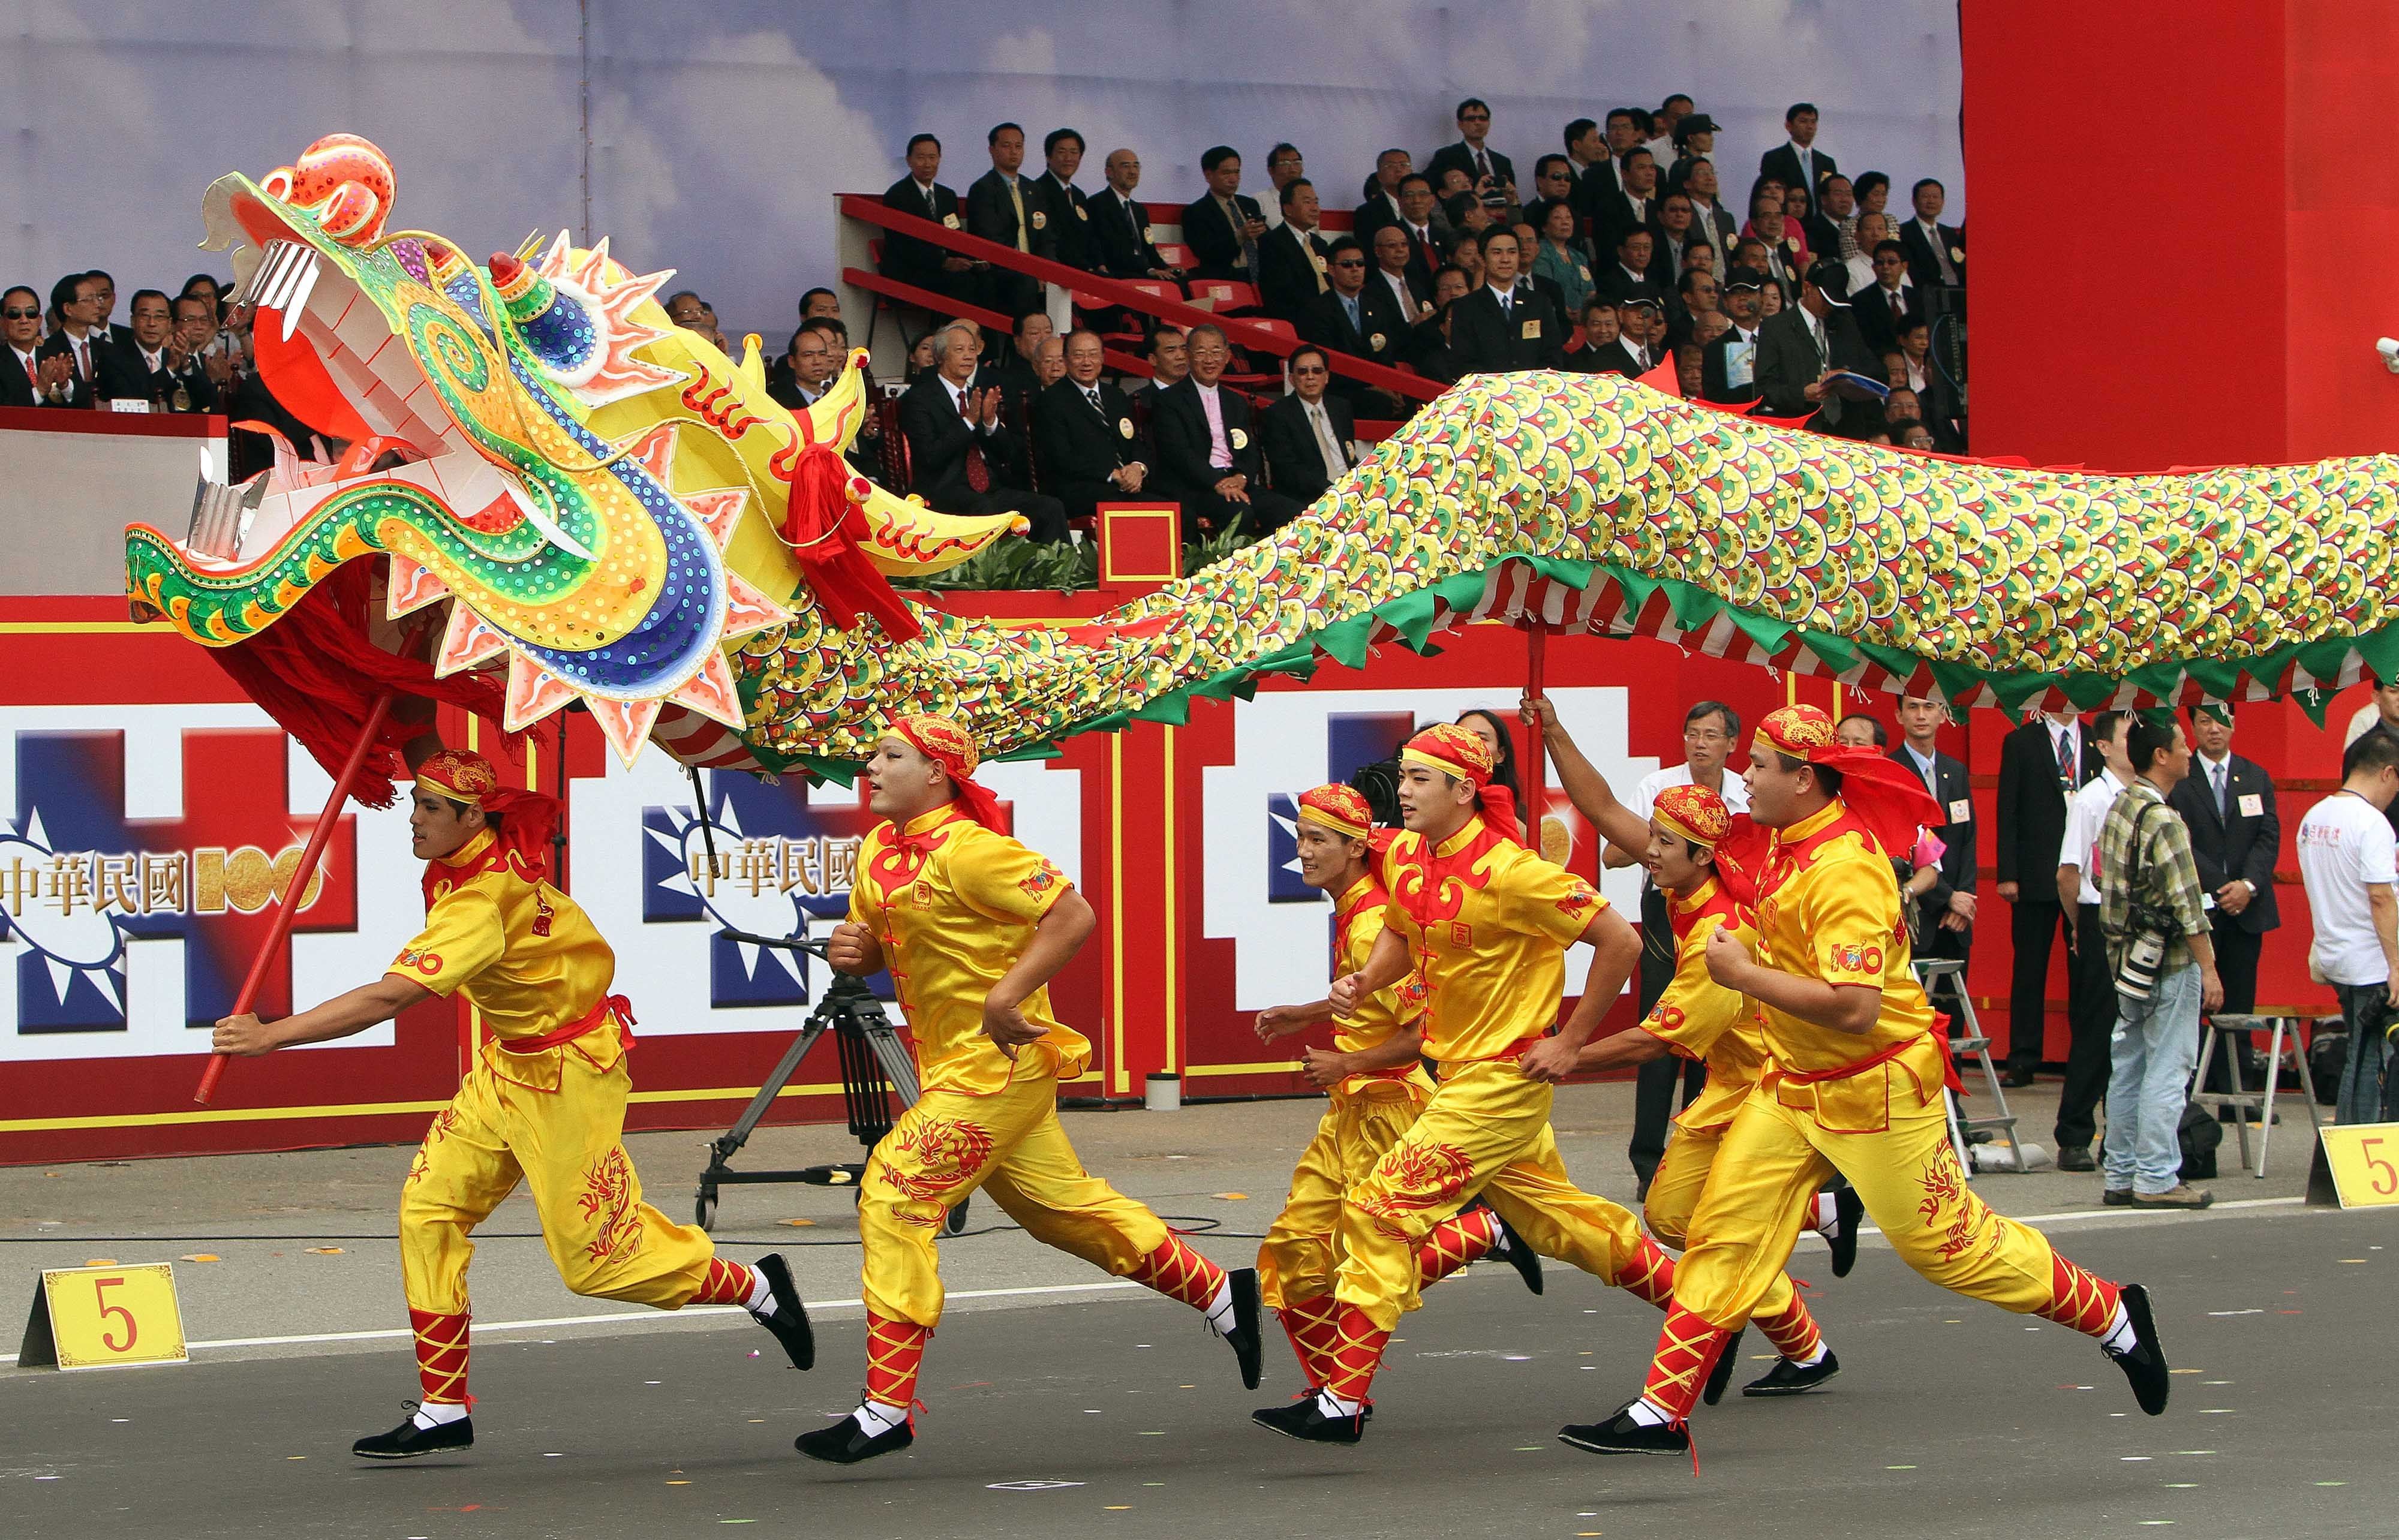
[246,239,323,338]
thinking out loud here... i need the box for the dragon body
[127,137,2399,778]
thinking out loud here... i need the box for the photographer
[2296,727,2399,1124]
[2096,716,2220,1210]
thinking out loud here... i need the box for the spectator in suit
[1810,175,1860,266]
[1426,97,1517,215]
[2297,727,2399,1126]
[1590,107,1646,204]
[1259,345,1357,506]
[1447,227,1564,375]
[1755,261,1877,434]
[1564,296,1626,374]
[1853,238,1923,363]
[1648,95,1694,163]
[103,288,211,410]
[1679,238,1718,280]
[1892,318,1965,450]
[1746,191,1808,296]
[1513,219,1571,320]
[1593,147,1660,257]
[770,320,840,411]
[1388,175,1445,285]
[1183,146,1269,283]
[1036,128,1096,273]
[880,134,979,301]
[1126,325,1188,404]
[1148,323,1301,542]
[1759,103,1837,202]
[1354,148,1414,240]
[1262,142,1308,227]
[83,270,134,352]
[1530,199,1595,321]
[2168,705,2281,1022]
[1902,178,1966,290]
[1089,149,1182,283]
[1032,336,1066,388]
[1,285,65,408]
[897,321,1067,543]
[1448,231,1485,290]
[1258,179,1333,323]
[967,123,1051,322]
[1561,119,1609,212]
[984,309,1054,399]
[665,291,729,351]
[2054,710,2133,1171]
[1033,328,1150,527]
[1594,227,1658,305]
[1678,157,1739,255]
[798,288,843,323]
[1893,694,1979,976]
[1526,156,1579,234]
[34,272,110,409]
[1649,192,1700,285]
[1407,265,1474,383]
[1995,709,2106,1085]
[1666,268,1719,349]
[1609,293,1667,376]
[1299,237,1409,407]
[1369,225,1435,324]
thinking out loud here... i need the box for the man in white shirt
[2052,711,2133,1170]
[2298,727,2399,1124]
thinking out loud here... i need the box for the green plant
[893,534,1100,591]
[1182,524,1251,577]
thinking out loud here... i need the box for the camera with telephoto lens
[1349,754,1404,829]
[2112,905,2178,1000]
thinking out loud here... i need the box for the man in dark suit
[1354,148,1414,242]
[1089,148,1181,282]
[1676,157,1740,256]
[1851,239,1925,362]
[35,272,113,410]
[1591,148,1661,258]
[1035,128,1096,274]
[1755,262,1879,436]
[1892,696,1979,979]
[880,134,979,300]
[2168,704,2281,1023]
[1298,237,1411,402]
[1259,345,1357,507]
[1899,178,1966,290]
[1563,297,1628,375]
[1366,225,1433,326]
[1147,323,1302,542]
[1593,227,1661,306]
[1424,97,1517,212]
[1257,180,1334,323]
[1699,267,1767,404]
[898,321,1067,543]
[1594,293,1665,377]
[1181,146,1268,283]
[98,288,214,410]
[83,271,137,354]
[1033,329,1151,528]
[966,123,1053,322]
[1995,710,2106,1084]
[1758,103,1838,202]
[1447,227,1564,374]
[0,285,56,407]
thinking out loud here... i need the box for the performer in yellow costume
[1560,706,2171,1464]
[797,713,1262,1465]
[1252,785,1542,1401]
[1255,724,1669,1445]
[212,733,814,1461]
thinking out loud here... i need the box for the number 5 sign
[2310,1124,2399,1209]
[17,1262,189,1371]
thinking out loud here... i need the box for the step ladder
[1914,957,2027,1175]
[2191,1013,2323,1178]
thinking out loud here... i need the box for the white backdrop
[10,1,1962,343]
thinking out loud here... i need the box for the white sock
[1625,1398,1672,1427]
[1812,1192,1839,1233]
[2099,1301,2136,1354]
[742,1265,774,1316]
[1202,1276,1235,1339]
[851,1397,909,1436]
[1787,1341,1829,1368]
[1315,1388,1362,1418]
[413,1400,469,1428]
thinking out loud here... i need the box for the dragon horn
[801,348,871,454]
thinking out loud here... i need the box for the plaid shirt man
[2097,779,2209,972]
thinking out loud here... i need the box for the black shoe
[1558,1403,1689,1458]
[1701,1328,1745,1406]
[1828,1184,1865,1278]
[2102,1187,2135,1207]
[1488,1205,1544,1297]
[2104,1283,2169,1416]
[1222,1267,1264,1391]
[2057,1145,2096,1172]
[1252,1394,1363,1444]
[1261,1391,1374,1425]
[2000,1068,2037,1089]
[753,1253,815,1371]
[795,1408,914,1464]
[353,1410,473,1460]
[1743,1350,1841,1397]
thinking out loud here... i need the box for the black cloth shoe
[753,1253,814,1371]
[1222,1267,1264,1390]
[1828,1184,1865,1277]
[2102,1187,2135,1206]
[1558,1403,1689,1458]
[2105,1283,2169,1416]
[1743,1350,1841,1397]
[2000,1067,2037,1089]
[1489,1205,1544,1297]
[353,1409,473,1460]
[1701,1328,1745,1406]
[1252,1394,1363,1444]
[2056,1145,2096,1172]
[795,1409,914,1464]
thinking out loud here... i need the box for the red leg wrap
[2035,1251,2122,1338]
[688,1256,756,1307]
[1415,1204,1502,1287]
[1618,1235,1678,1312]
[1277,1293,1342,1387]
[1129,1234,1229,1313]
[1640,1303,1731,1424]
[1322,1303,1391,1404]
[410,1308,470,1406]
[1752,1292,1824,1362]
[865,1312,930,1407]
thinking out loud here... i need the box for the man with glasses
[1426,98,1517,221]
[35,272,112,409]
[1300,237,1408,416]
[2,286,68,408]
[1853,239,1923,369]
[769,319,842,411]
[1149,323,1302,542]
[1090,149,1182,282]
[1260,345,1357,506]
[1033,327,1149,528]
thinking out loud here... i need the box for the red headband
[414,748,559,887]
[893,712,1004,831]
[1400,723,1522,844]
[1752,705,1941,855]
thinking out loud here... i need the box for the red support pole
[1523,621,1548,826]
[193,692,395,1105]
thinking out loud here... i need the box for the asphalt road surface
[2,1202,2383,1540]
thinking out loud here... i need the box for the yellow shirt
[847,804,1090,1095]
[1750,800,1944,1132]
[1377,814,1608,1067]
[1329,873,1433,1101]
[1634,876,1771,1133]
[391,828,625,1088]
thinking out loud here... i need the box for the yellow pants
[858,1073,1171,1328]
[1643,1119,1802,1327]
[1336,1059,1651,1331]
[1673,1078,2058,1331]
[1259,1090,1426,1314]
[401,1045,716,1316]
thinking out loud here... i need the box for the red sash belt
[498,994,636,1054]
[1778,1025,1961,1094]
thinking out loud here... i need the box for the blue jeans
[2334,981,2394,1126]
[2103,963,2202,1195]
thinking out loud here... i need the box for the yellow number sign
[17,1262,188,1371]
[2314,1124,2399,1208]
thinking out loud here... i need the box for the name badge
[1118,417,1134,438]
[1030,209,1048,230]
[1948,245,1965,262]
[942,212,961,230]
[2238,792,2264,817]
[1369,332,1386,351]
[1075,204,1089,221]
[1949,798,1973,825]
[1520,318,1541,339]
[1229,428,1248,450]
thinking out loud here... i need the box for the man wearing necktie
[879,133,979,302]
[1182,146,1269,283]
[1995,709,2103,1085]
[898,321,1067,542]
[967,122,1052,331]
[1427,97,1517,215]
[35,272,112,410]
[2166,706,2280,1054]
[1448,227,1565,375]
[1,285,68,408]
[1031,327,1153,529]
[1261,345,1357,506]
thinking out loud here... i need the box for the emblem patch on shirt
[1825,942,1883,976]
[942,212,961,230]
[1448,920,1472,947]
[1556,886,1598,921]
[910,880,936,909]
[1229,428,1248,450]
[1030,209,1048,230]
[531,895,554,938]
[1018,861,1065,900]
[395,949,444,977]
[1648,1003,1686,1033]
[1118,417,1135,438]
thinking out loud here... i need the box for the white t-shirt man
[2298,791,2399,985]
[2060,767,2126,906]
